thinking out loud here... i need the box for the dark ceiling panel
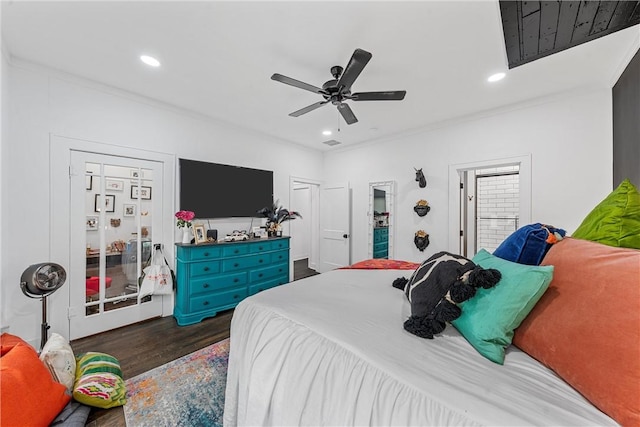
[500,1,640,69]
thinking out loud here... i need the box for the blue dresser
[373,227,389,259]
[174,237,290,326]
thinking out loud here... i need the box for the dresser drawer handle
[278,255,283,259]
[258,273,263,278]
[258,246,263,250]
[233,294,240,299]
[278,269,282,272]
[203,301,209,306]
[259,259,263,263]
[233,278,239,283]
[203,267,210,272]
[234,263,239,268]
[203,283,209,288]
[204,252,210,257]
[234,249,239,254]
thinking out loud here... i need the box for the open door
[318,182,351,273]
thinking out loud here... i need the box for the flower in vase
[175,210,195,228]
[257,200,302,231]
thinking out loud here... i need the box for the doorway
[290,177,320,274]
[448,155,531,256]
[50,135,175,340]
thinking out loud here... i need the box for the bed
[223,267,616,426]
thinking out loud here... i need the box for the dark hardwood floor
[71,259,318,426]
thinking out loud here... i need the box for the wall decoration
[123,204,136,217]
[414,199,431,217]
[94,194,115,213]
[105,178,124,192]
[131,186,152,200]
[414,230,430,251]
[86,174,93,191]
[110,218,121,228]
[86,216,99,230]
[414,168,427,188]
[130,170,141,179]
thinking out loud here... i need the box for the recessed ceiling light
[322,130,332,136]
[488,72,505,82]
[140,55,161,67]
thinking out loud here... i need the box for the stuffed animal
[393,251,501,339]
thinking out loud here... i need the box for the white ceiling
[2,1,639,151]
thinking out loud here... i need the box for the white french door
[68,151,164,339]
[318,182,351,273]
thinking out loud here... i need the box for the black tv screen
[179,159,273,218]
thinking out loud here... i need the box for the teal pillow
[451,249,554,364]
[572,179,640,249]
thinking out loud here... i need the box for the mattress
[223,269,615,426]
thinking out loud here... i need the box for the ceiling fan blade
[271,73,324,94]
[337,48,372,92]
[289,100,329,117]
[337,103,358,125]
[351,90,406,101]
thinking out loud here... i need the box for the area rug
[123,338,229,427]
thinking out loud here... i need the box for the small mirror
[368,181,394,259]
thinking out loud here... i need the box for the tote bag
[138,246,175,299]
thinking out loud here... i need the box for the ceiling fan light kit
[272,48,406,125]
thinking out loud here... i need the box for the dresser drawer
[222,254,269,272]
[249,277,288,295]
[270,249,289,264]
[271,239,290,250]
[249,241,272,253]
[250,263,288,282]
[189,272,247,296]
[190,287,247,312]
[178,245,222,261]
[222,244,250,257]
[188,260,220,278]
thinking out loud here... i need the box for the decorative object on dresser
[176,210,195,244]
[174,237,290,326]
[193,224,207,244]
[256,200,302,237]
[413,199,430,216]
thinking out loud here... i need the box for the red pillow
[513,238,640,426]
[0,336,71,426]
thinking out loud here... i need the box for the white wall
[324,89,614,264]
[0,32,7,332]
[3,59,324,345]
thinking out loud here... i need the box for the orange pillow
[0,332,25,356]
[0,337,71,426]
[513,238,640,426]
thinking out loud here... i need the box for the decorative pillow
[572,178,640,249]
[40,332,76,393]
[513,238,640,426]
[0,337,71,426]
[451,249,553,364]
[73,352,127,408]
[493,223,566,265]
[393,252,501,339]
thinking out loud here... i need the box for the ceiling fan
[271,48,406,125]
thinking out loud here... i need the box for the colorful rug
[123,339,229,427]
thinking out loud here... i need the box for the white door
[318,182,351,273]
[69,151,164,339]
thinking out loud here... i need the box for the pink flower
[175,210,195,228]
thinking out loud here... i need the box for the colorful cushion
[513,238,640,426]
[40,332,76,393]
[572,178,640,249]
[493,223,565,265]
[73,352,127,408]
[0,336,71,426]
[451,249,553,364]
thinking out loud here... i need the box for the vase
[181,228,191,244]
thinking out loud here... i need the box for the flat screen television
[179,159,273,218]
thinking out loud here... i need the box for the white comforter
[224,269,615,426]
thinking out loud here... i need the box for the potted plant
[257,200,302,237]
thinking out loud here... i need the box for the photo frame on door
[94,194,115,212]
[131,185,152,200]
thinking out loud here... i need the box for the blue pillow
[493,223,565,265]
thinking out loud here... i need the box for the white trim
[448,154,531,254]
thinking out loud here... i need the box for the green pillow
[572,179,640,249]
[452,249,553,364]
[73,352,127,408]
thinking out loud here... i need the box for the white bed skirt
[224,269,615,426]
